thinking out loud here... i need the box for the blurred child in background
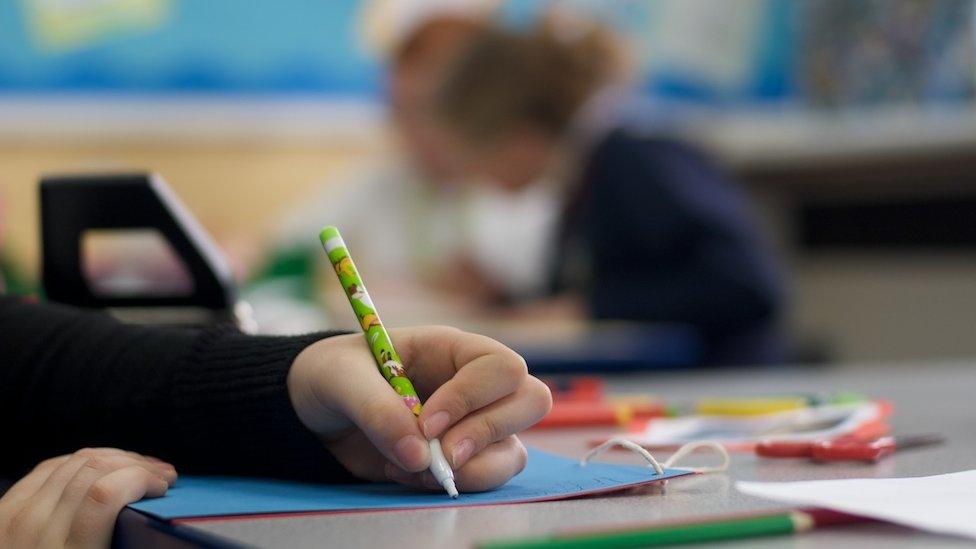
[433,15,787,365]
[248,2,559,333]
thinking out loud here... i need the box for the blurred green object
[0,253,37,295]
[824,391,870,406]
[248,245,318,303]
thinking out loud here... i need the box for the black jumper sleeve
[0,296,353,482]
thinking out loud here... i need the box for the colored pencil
[478,509,864,549]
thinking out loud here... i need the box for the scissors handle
[755,419,892,459]
[812,434,945,462]
[812,436,897,461]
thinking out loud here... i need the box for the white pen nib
[427,438,459,498]
[444,477,459,498]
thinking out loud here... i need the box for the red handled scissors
[757,434,945,462]
[755,417,890,458]
[810,434,945,462]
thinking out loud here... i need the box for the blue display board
[0,0,381,96]
[0,0,789,103]
[0,0,971,107]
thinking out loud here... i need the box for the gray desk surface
[186,361,976,548]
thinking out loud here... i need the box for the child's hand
[0,448,176,548]
[288,326,551,492]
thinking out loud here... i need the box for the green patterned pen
[319,226,458,497]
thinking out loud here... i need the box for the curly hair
[435,17,627,143]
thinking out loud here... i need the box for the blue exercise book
[130,448,690,520]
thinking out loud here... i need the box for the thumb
[336,371,431,473]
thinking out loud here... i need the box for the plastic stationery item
[694,397,810,416]
[616,401,892,452]
[810,434,945,462]
[755,418,890,458]
[535,401,633,428]
[694,392,869,416]
[536,377,667,429]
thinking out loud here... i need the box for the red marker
[535,377,665,429]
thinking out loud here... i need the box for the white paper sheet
[737,470,976,540]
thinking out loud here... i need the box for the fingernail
[157,469,177,485]
[423,411,451,439]
[152,475,170,493]
[385,463,411,482]
[394,435,430,471]
[452,438,475,468]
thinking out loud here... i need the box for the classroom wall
[730,194,976,363]
[795,254,976,362]
[751,184,976,363]
[0,138,381,280]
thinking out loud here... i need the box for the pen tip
[444,478,459,499]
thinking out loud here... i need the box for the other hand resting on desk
[0,448,176,549]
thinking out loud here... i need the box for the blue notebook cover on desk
[130,448,691,520]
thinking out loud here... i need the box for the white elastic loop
[580,438,664,475]
[662,441,730,474]
[580,437,730,475]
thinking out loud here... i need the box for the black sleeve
[583,132,785,330]
[0,296,353,482]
